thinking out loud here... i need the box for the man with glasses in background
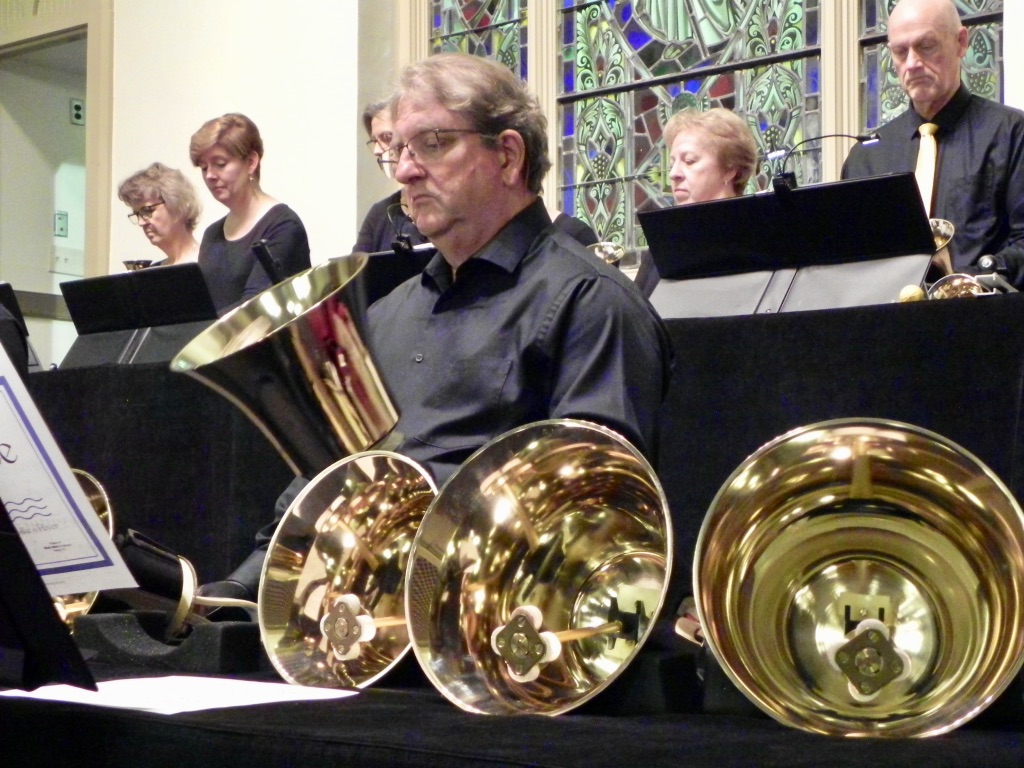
[369,53,672,485]
[352,98,433,304]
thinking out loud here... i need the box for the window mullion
[529,0,560,215]
[821,0,861,182]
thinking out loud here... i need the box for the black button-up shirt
[842,84,1024,286]
[367,199,673,484]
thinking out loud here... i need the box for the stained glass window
[430,0,528,79]
[559,1,821,250]
[859,1,1004,130]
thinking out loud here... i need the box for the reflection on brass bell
[405,419,672,715]
[259,451,436,689]
[694,418,1024,737]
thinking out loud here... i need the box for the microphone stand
[769,132,880,193]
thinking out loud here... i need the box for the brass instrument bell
[405,419,672,715]
[171,254,398,478]
[929,218,955,276]
[260,451,435,689]
[53,470,114,626]
[694,418,1024,737]
[173,255,438,688]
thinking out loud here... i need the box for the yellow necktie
[915,123,939,216]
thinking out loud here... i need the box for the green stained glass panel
[430,0,528,78]
[563,0,818,96]
[561,57,820,250]
[861,0,1003,36]
[559,1,821,251]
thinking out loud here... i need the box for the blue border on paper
[0,375,113,574]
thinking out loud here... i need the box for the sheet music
[0,347,136,596]
[0,675,356,714]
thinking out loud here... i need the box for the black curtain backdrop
[657,293,1024,606]
[27,363,294,584]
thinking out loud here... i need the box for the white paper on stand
[0,346,136,596]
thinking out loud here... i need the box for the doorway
[0,33,87,368]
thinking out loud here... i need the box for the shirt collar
[422,197,549,288]
[909,82,970,136]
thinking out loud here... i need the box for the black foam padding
[73,612,265,675]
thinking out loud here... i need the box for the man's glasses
[380,128,492,169]
[365,131,393,151]
[128,201,164,225]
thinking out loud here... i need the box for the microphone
[768,132,880,192]
[251,239,285,284]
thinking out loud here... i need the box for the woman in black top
[189,113,310,313]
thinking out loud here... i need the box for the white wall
[0,60,86,289]
[108,0,359,273]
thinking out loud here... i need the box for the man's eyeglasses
[365,131,393,151]
[128,201,164,225]
[380,128,492,169]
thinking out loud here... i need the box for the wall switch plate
[70,98,85,125]
[54,210,69,237]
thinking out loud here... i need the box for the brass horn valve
[320,594,404,661]
[490,604,635,683]
[828,618,911,702]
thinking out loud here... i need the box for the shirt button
[414,353,424,363]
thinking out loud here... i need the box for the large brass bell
[694,418,1024,737]
[171,253,398,478]
[173,255,437,688]
[405,419,672,715]
[260,451,435,689]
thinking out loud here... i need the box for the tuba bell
[405,419,673,715]
[690,418,1024,737]
[171,254,436,687]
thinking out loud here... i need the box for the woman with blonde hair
[664,107,758,204]
[190,112,310,312]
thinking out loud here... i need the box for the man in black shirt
[371,53,672,484]
[199,54,671,603]
[842,0,1024,286]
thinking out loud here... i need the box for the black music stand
[59,263,219,368]
[638,172,935,318]
[0,283,43,374]
[0,503,96,691]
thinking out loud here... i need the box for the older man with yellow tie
[842,0,1024,286]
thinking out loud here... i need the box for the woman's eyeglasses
[128,201,164,225]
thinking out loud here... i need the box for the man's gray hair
[392,54,551,194]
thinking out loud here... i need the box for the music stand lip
[639,172,933,281]
[59,263,218,335]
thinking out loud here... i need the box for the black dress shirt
[198,203,311,312]
[842,84,1024,286]
[367,198,673,484]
